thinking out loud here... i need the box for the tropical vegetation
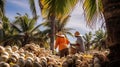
[0,0,120,62]
[83,29,107,51]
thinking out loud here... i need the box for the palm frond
[0,0,5,17]
[10,23,22,33]
[39,0,78,20]
[65,32,74,37]
[29,0,37,19]
[30,24,42,33]
[40,21,50,27]
[16,13,22,16]
[83,0,103,27]
[28,16,39,31]
[42,29,51,35]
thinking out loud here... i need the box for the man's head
[74,31,80,37]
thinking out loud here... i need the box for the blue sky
[5,0,102,43]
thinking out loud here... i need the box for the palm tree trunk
[22,33,29,46]
[102,0,120,62]
[0,29,3,41]
[49,15,55,52]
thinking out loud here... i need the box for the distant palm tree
[93,29,107,50]
[0,16,22,46]
[83,31,93,50]
[13,13,42,46]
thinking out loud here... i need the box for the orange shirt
[55,36,69,51]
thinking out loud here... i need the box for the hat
[56,32,65,37]
[74,31,80,36]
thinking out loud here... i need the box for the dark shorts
[59,48,69,58]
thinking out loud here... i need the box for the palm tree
[0,16,23,46]
[37,0,78,51]
[13,13,42,46]
[92,29,107,50]
[83,0,120,61]
[41,15,74,41]
[55,16,74,37]
[0,0,5,31]
[29,30,49,48]
[0,0,5,18]
[101,0,120,46]
[83,31,93,50]
[0,16,10,45]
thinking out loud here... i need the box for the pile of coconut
[0,43,109,67]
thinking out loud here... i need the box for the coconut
[7,57,17,63]
[24,43,36,51]
[75,60,82,66]
[33,62,42,67]
[1,52,9,56]
[40,60,47,67]
[26,57,34,62]
[62,61,68,67]
[47,63,55,67]
[40,57,47,62]
[0,46,5,54]
[0,55,9,62]
[80,61,89,67]
[11,53,19,60]
[17,58,25,67]
[0,62,10,67]
[12,64,20,67]
[19,53,25,58]
[5,47,12,53]
[18,48,24,53]
[26,52,34,58]
[24,59,33,67]
[34,57,40,62]
[94,63,101,67]
[12,46,18,52]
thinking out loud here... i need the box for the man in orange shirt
[55,32,70,58]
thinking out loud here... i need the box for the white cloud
[7,0,29,9]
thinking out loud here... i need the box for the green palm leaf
[10,23,22,33]
[30,24,42,33]
[83,0,103,27]
[39,0,78,20]
[0,0,5,17]
[29,0,37,19]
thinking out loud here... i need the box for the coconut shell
[0,62,10,67]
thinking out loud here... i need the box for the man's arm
[55,37,59,49]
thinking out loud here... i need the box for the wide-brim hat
[74,31,80,36]
[56,32,65,37]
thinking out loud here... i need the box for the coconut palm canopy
[0,0,107,48]
[3,0,104,34]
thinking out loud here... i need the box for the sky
[5,0,102,43]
